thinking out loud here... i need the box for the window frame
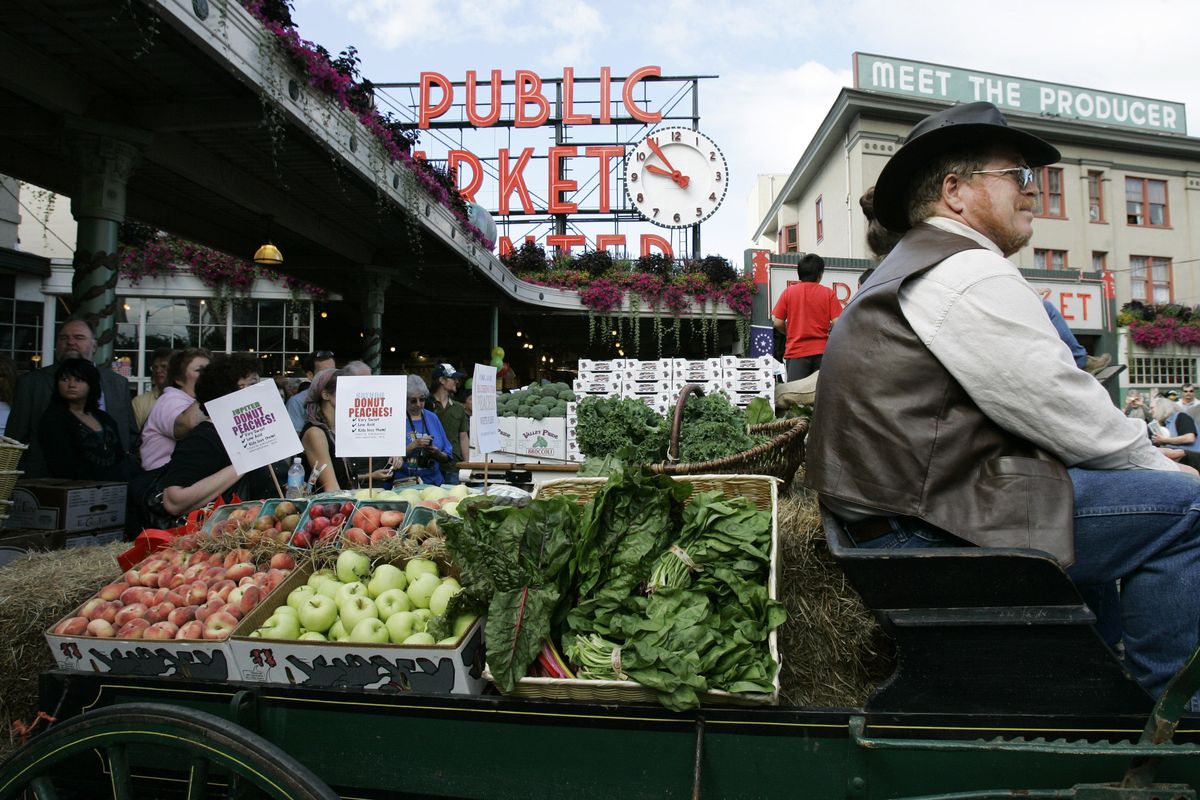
[780,224,798,254]
[1035,167,1066,219]
[814,195,824,244]
[1034,248,1069,271]
[1125,176,1170,228]
[1129,255,1173,303]
[1086,170,1105,223]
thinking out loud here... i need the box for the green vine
[672,318,681,354]
[653,312,664,359]
[710,300,719,354]
[587,310,596,347]
[735,316,749,353]
[628,293,641,356]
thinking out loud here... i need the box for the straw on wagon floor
[0,542,128,760]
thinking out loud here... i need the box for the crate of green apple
[226,550,486,694]
[45,546,297,679]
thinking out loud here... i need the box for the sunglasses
[315,351,335,360]
[969,165,1037,191]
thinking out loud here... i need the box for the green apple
[438,637,459,645]
[446,484,471,500]
[385,611,415,643]
[428,578,463,617]
[411,608,432,632]
[299,631,327,641]
[376,588,411,619]
[367,564,407,598]
[259,613,301,640]
[441,501,460,518]
[398,488,422,506]
[329,619,348,641]
[404,558,440,585]
[406,573,440,610]
[349,618,390,643]
[316,577,344,599]
[452,613,478,638]
[287,584,317,610]
[419,485,445,502]
[339,595,378,633]
[297,594,338,633]
[334,581,368,607]
[402,632,436,646]
[336,549,372,583]
[307,568,336,588]
[272,605,299,620]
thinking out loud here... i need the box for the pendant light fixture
[253,215,283,266]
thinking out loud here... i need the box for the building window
[1087,170,1105,222]
[1092,251,1107,272]
[814,196,824,244]
[232,300,311,376]
[1035,167,1065,218]
[1034,248,1068,270]
[1126,177,1169,227]
[781,225,798,253]
[1129,356,1195,386]
[0,276,43,373]
[1130,256,1172,303]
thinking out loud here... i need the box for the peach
[86,619,116,638]
[224,562,255,582]
[209,579,236,601]
[223,549,254,569]
[78,598,107,619]
[119,587,145,606]
[90,601,120,624]
[176,620,204,639]
[194,599,224,623]
[144,621,180,640]
[114,603,148,626]
[146,601,176,624]
[343,528,370,547]
[54,616,89,636]
[185,582,209,606]
[117,619,150,639]
[270,552,296,571]
[167,605,198,627]
[236,586,261,614]
[203,611,239,640]
[97,581,129,601]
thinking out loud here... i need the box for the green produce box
[489,473,782,707]
[228,559,486,694]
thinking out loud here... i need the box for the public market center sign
[854,53,1186,135]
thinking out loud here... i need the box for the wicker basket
[647,385,808,487]
[485,473,781,707]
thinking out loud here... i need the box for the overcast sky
[294,0,1200,261]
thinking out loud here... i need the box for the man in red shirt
[771,253,843,380]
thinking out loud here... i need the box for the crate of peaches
[45,546,296,679]
[200,501,264,536]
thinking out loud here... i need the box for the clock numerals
[715,171,722,182]
[673,212,681,223]
[630,172,638,183]
[710,151,717,161]
[652,208,659,217]
[695,207,703,217]
[636,152,646,162]
[709,193,717,202]
[671,131,682,142]
[636,192,644,203]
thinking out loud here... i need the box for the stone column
[65,130,142,364]
[360,269,391,374]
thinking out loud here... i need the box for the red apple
[340,500,355,516]
[114,603,148,626]
[291,530,312,548]
[144,621,180,640]
[86,619,116,638]
[54,616,89,636]
[309,504,326,518]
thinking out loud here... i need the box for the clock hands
[646,139,690,188]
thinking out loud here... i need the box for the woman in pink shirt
[139,347,211,470]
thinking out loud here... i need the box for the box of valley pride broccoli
[227,556,486,695]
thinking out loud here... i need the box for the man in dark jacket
[806,101,1200,703]
[6,316,137,476]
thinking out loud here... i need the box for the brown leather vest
[805,223,1075,565]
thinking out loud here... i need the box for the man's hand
[1179,463,1199,477]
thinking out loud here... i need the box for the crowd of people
[0,319,476,535]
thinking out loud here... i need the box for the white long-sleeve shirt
[900,216,1173,472]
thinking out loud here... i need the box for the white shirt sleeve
[899,221,1176,472]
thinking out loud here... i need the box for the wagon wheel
[0,702,338,800]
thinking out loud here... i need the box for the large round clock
[625,127,728,228]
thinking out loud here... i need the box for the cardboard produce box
[228,561,486,694]
[516,417,568,461]
[8,479,126,532]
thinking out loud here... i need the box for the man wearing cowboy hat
[806,101,1200,702]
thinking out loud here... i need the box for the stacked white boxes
[718,355,777,408]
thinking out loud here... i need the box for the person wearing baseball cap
[806,101,1200,704]
[428,363,469,483]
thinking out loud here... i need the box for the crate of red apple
[44,545,296,680]
[288,498,358,549]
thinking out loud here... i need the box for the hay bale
[776,481,894,707]
[0,542,126,758]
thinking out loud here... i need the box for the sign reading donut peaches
[335,375,409,457]
[206,380,302,476]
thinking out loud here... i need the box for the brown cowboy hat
[872,101,1060,233]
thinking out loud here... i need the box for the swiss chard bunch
[441,495,581,693]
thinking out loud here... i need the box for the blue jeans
[854,467,1200,701]
[1044,300,1088,368]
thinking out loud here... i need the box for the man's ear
[942,173,968,214]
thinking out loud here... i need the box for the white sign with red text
[334,375,409,458]
[206,380,302,476]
